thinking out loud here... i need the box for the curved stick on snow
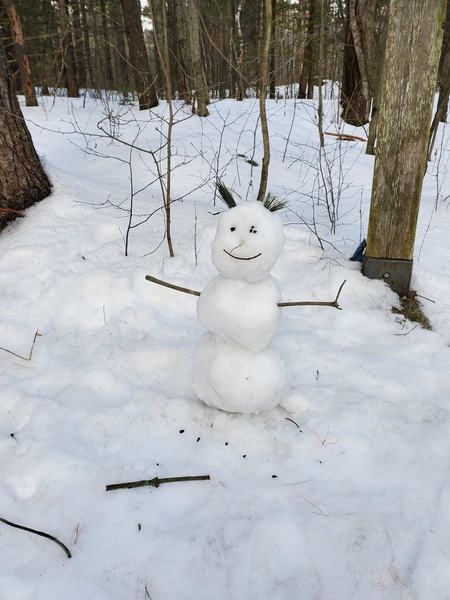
[145,275,201,297]
[278,280,346,310]
[144,275,346,310]
[106,475,211,491]
[0,516,72,559]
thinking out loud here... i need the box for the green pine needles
[216,181,287,212]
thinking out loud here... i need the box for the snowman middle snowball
[193,202,288,414]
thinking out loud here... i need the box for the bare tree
[256,0,272,202]
[186,0,209,116]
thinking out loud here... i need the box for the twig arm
[145,275,201,297]
[278,280,346,310]
[0,516,71,559]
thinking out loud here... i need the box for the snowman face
[211,202,285,282]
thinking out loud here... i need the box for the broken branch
[0,516,71,559]
[278,280,346,310]
[106,475,211,491]
[0,330,41,361]
[145,275,200,297]
[325,131,367,142]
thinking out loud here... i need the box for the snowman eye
[249,225,258,234]
[230,227,236,232]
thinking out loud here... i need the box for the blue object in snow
[350,239,367,262]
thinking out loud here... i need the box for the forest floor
[1,92,450,600]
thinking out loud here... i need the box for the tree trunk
[57,0,80,97]
[2,0,38,106]
[364,0,446,295]
[341,0,376,126]
[186,0,209,116]
[119,0,158,109]
[110,0,130,95]
[79,0,93,88]
[428,0,450,156]
[256,0,272,202]
[0,40,51,225]
[99,0,114,88]
[269,0,276,98]
[70,0,86,88]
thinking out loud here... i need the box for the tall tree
[1,0,37,106]
[120,0,158,109]
[186,0,209,115]
[341,0,376,126]
[364,0,446,295]
[0,39,51,225]
[256,0,272,202]
[429,0,450,156]
[57,0,79,97]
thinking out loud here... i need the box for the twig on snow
[106,475,211,491]
[0,516,71,559]
[145,275,201,297]
[0,330,41,361]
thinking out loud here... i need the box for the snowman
[144,192,344,414]
[193,201,287,414]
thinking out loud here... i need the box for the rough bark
[57,0,80,97]
[119,0,158,109]
[187,0,209,116]
[341,0,376,126]
[269,0,276,98]
[79,0,93,88]
[365,0,446,265]
[2,0,38,106]
[0,41,51,225]
[70,0,86,88]
[429,0,450,156]
[110,0,129,94]
[99,0,114,88]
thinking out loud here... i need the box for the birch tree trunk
[364,0,446,295]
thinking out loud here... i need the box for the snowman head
[211,202,285,282]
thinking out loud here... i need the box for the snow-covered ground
[1,93,450,600]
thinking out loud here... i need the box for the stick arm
[144,275,346,310]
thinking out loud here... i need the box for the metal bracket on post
[363,256,413,296]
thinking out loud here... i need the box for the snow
[1,92,450,599]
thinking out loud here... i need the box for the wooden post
[363,0,446,295]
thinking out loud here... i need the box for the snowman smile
[223,249,262,261]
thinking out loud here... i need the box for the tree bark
[269,0,276,98]
[0,40,51,225]
[70,0,86,88]
[364,0,446,295]
[187,0,209,116]
[110,0,130,95]
[2,0,38,106]
[256,0,272,202]
[428,0,450,156]
[341,0,376,126]
[119,0,158,109]
[99,0,114,88]
[57,0,80,97]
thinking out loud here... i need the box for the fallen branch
[0,516,71,559]
[106,475,211,491]
[0,330,41,361]
[325,131,367,143]
[278,280,346,310]
[145,275,200,297]
[145,275,346,310]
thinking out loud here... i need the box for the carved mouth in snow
[223,249,262,261]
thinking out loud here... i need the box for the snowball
[211,202,285,282]
[197,275,281,352]
[193,333,287,414]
